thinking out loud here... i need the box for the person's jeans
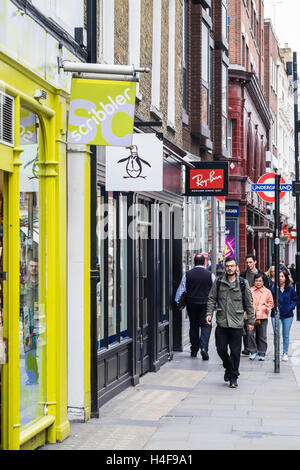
[271,316,293,355]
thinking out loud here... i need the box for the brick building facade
[227,0,271,271]
[181,0,227,269]
[264,19,280,161]
[183,0,229,160]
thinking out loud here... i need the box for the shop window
[96,188,128,350]
[138,201,150,328]
[96,187,105,349]
[158,209,167,323]
[19,108,46,427]
[107,192,117,342]
[119,194,128,338]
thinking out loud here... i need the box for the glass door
[19,108,46,428]
[137,201,151,375]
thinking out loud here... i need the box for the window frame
[96,186,129,351]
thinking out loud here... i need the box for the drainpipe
[87,0,99,418]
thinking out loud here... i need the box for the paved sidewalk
[40,319,300,450]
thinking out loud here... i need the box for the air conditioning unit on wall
[0,91,14,147]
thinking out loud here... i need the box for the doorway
[136,201,151,376]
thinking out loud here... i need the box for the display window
[19,108,46,428]
[119,194,128,338]
[96,186,105,349]
[107,192,117,342]
[96,188,128,350]
[158,210,166,323]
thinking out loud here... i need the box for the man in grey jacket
[206,257,255,388]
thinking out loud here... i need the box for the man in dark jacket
[240,254,269,289]
[206,257,255,388]
[175,254,215,359]
[290,263,297,285]
[240,254,269,355]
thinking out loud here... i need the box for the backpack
[216,276,247,311]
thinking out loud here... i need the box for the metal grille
[0,91,14,147]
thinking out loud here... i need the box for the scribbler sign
[67,78,136,147]
[185,162,228,196]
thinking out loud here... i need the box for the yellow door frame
[0,79,69,449]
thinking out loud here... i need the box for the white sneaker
[282,354,289,361]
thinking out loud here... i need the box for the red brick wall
[228,0,264,90]
[183,0,229,160]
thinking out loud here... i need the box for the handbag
[255,318,261,326]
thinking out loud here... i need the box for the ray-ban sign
[185,162,229,196]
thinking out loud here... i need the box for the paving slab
[40,321,300,451]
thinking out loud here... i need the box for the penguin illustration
[117,145,151,179]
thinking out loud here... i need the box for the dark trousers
[242,319,249,351]
[215,325,243,380]
[247,319,268,356]
[187,303,212,354]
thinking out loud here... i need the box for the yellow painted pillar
[54,96,70,441]
[6,95,22,450]
[37,115,58,444]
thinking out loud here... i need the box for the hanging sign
[67,78,136,146]
[185,161,229,196]
[226,207,240,217]
[251,173,291,202]
[105,134,163,191]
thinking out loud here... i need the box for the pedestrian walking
[265,265,275,289]
[216,257,225,276]
[279,262,294,285]
[206,257,255,388]
[240,254,269,355]
[271,269,298,361]
[248,273,274,361]
[175,254,215,359]
[290,263,297,285]
[241,254,270,288]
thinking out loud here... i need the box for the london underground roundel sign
[253,173,287,202]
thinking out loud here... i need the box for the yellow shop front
[0,33,71,452]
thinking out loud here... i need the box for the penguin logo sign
[106,133,163,191]
[117,145,151,179]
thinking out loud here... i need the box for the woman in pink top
[248,273,274,361]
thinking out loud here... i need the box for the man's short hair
[194,255,206,266]
[254,273,264,282]
[224,257,237,265]
[246,254,256,262]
